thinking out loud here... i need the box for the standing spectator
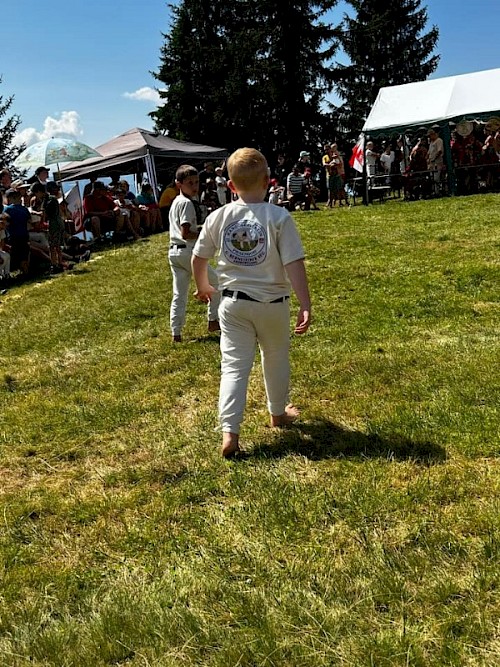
[198,162,216,196]
[26,166,50,187]
[427,128,444,194]
[214,167,228,206]
[365,142,379,178]
[43,182,66,273]
[273,154,289,187]
[3,188,30,277]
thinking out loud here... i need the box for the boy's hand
[194,284,217,303]
[294,308,311,335]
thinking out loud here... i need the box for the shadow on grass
[251,418,446,464]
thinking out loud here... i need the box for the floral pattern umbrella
[14,137,102,169]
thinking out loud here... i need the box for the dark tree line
[152,0,439,155]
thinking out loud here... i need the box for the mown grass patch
[0,195,498,666]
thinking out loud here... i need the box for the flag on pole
[349,135,364,173]
[65,183,84,234]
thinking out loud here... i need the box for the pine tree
[151,0,338,159]
[333,0,439,138]
[0,78,25,171]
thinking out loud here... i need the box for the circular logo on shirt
[223,219,267,266]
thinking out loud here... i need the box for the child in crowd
[113,189,141,240]
[44,182,66,273]
[168,165,220,342]
[214,167,228,206]
[136,183,162,233]
[268,178,285,206]
[3,188,31,276]
[192,148,311,458]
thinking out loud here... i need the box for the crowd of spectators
[361,122,500,200]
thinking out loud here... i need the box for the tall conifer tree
[333,0,439,138]
[151,0,338,158]
[0,78,25,171]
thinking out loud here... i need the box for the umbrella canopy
[14,137,102,170]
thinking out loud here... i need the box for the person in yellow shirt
[159,180,179,230]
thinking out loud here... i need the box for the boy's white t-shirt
[193,200,305,302]
[168,191,198,248]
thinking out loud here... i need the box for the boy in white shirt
[192,148,311,458]
[168,165,220,342]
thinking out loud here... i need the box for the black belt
[222,289,289,303]
[170,243,187,249]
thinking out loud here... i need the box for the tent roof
[363,68,500,135]
[59,127,228,180]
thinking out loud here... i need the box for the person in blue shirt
[3,188,30,275]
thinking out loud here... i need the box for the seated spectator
[83,181,118,239]
[3,188,30,276]
[287,163,310,210]
[113,189,141,240]
[136,183,162,233]
[268,178,286,206]
[0,211,10,281]
[158,180,178,230]
[481,134,499,189]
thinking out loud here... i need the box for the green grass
[0,195,499,666]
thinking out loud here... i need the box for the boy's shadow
[251,418,446,464]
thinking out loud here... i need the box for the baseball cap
[299,151,310,158]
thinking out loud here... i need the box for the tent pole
[441,124,455,196]
[362,134,369,205]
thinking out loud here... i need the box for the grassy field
[0,194,499,666]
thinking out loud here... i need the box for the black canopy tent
[59,127,229,188]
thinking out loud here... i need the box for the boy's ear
[228,180,238,194]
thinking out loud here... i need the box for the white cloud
[14,111,83,147]
[123,87,162,103]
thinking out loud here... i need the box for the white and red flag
[65,183,84,233]
[349,135,364,173]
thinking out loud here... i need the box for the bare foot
[270,403,300,428]
[208,320,221,333]
[222,432,240,458]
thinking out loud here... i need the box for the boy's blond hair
[227,148,268,191]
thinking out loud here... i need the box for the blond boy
[192,148,311,458]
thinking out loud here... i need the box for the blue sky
[3,0,499,151]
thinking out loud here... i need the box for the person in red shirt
[83,181,118,239]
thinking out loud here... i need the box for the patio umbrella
[14,137,102,171]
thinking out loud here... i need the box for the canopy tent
[59,127,228,182]
[363,68,500,136]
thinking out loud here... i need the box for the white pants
[218,295,290,434]
[168,247,220,336]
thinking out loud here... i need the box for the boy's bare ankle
[270,403,300,427]
[222,432,240,458]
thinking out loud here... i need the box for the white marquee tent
[363,68,500,136]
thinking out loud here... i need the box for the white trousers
[218,296,291,434]
[168,248,220,336]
